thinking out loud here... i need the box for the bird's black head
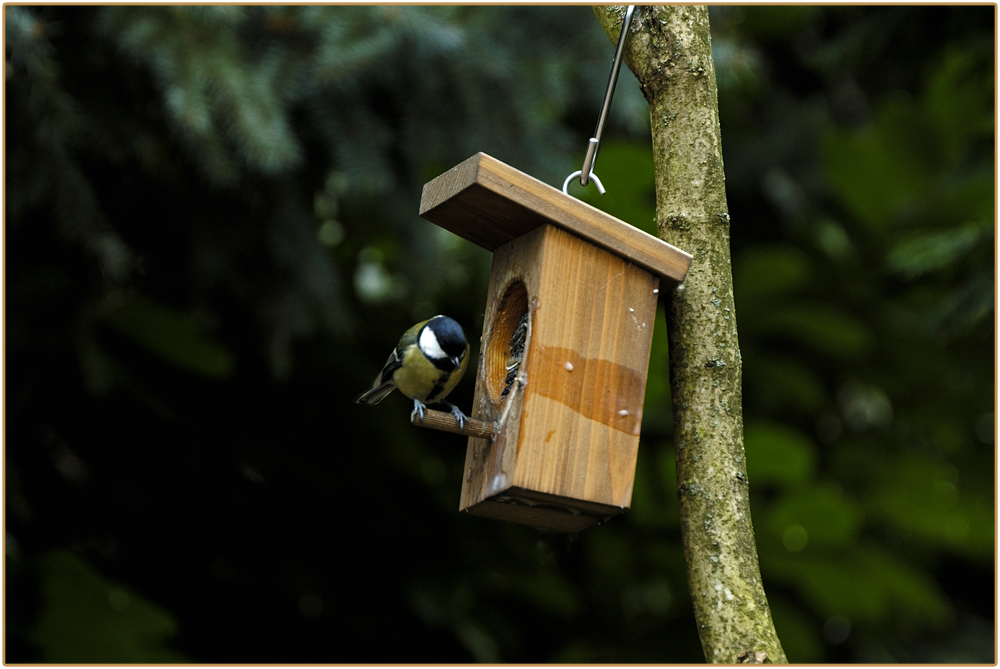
[419,316,467,369]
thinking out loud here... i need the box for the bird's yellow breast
[392,344,468,404]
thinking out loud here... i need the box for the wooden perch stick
[411,409,496,439]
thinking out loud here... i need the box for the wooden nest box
[420,153,692,532]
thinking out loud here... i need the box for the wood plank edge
[419,152,693,284]
[418,152,485,216]
[475,154,693,283]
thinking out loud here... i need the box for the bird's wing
[374,347,404,387]
[355,378,398,405]
[356,347,404,405]
[356,319,430,406]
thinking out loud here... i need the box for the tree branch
[594,5,787,663]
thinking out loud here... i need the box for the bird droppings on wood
[489,472,508,494]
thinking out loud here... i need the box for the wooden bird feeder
[417,153,692,533]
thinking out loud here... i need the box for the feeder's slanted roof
[419,153,692,285]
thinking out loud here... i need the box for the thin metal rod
[580,5,636,187]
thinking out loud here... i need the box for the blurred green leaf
[861,549,953,628]
[455,619,500,662]
[745,356,826,413]
[767,483,864,545]
[104,295,234,378]
[928,267,995,333]
[766,548,951,627]
[769,598,823,663]
[933,171,995,227]
[734,245,813,302]
[923,50,995,163]
[780,554,887,622]
[736,5,820,39]
[823,97,933,228]
[744,421,817,485]
[869,454,994,558]
[886,225,982,279]
[32,550,187,663]
[755,304,873,359]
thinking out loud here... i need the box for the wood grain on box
[417,154,691,532]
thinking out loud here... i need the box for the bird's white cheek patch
[419,326,447,360]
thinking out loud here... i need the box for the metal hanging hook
[562,5,636,196]
[562,169,605,195]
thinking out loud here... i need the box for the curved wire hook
[562,170,606,196]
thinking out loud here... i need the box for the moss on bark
[594,5,787,664]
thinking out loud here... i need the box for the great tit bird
[356,315,471,427]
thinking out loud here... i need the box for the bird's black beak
[451,356,462,370]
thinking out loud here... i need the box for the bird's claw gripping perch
[444,401,469,430]
[412,399,427,422]
[408,403,494,440]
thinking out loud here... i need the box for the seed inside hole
[485,280,529,403]
[500,312,529,401]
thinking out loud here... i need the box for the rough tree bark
[594,6,787,664]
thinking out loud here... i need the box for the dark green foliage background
[5,5,994,663]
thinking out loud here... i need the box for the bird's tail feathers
[355,381,397,405]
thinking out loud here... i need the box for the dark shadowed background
[5,5,994,663]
